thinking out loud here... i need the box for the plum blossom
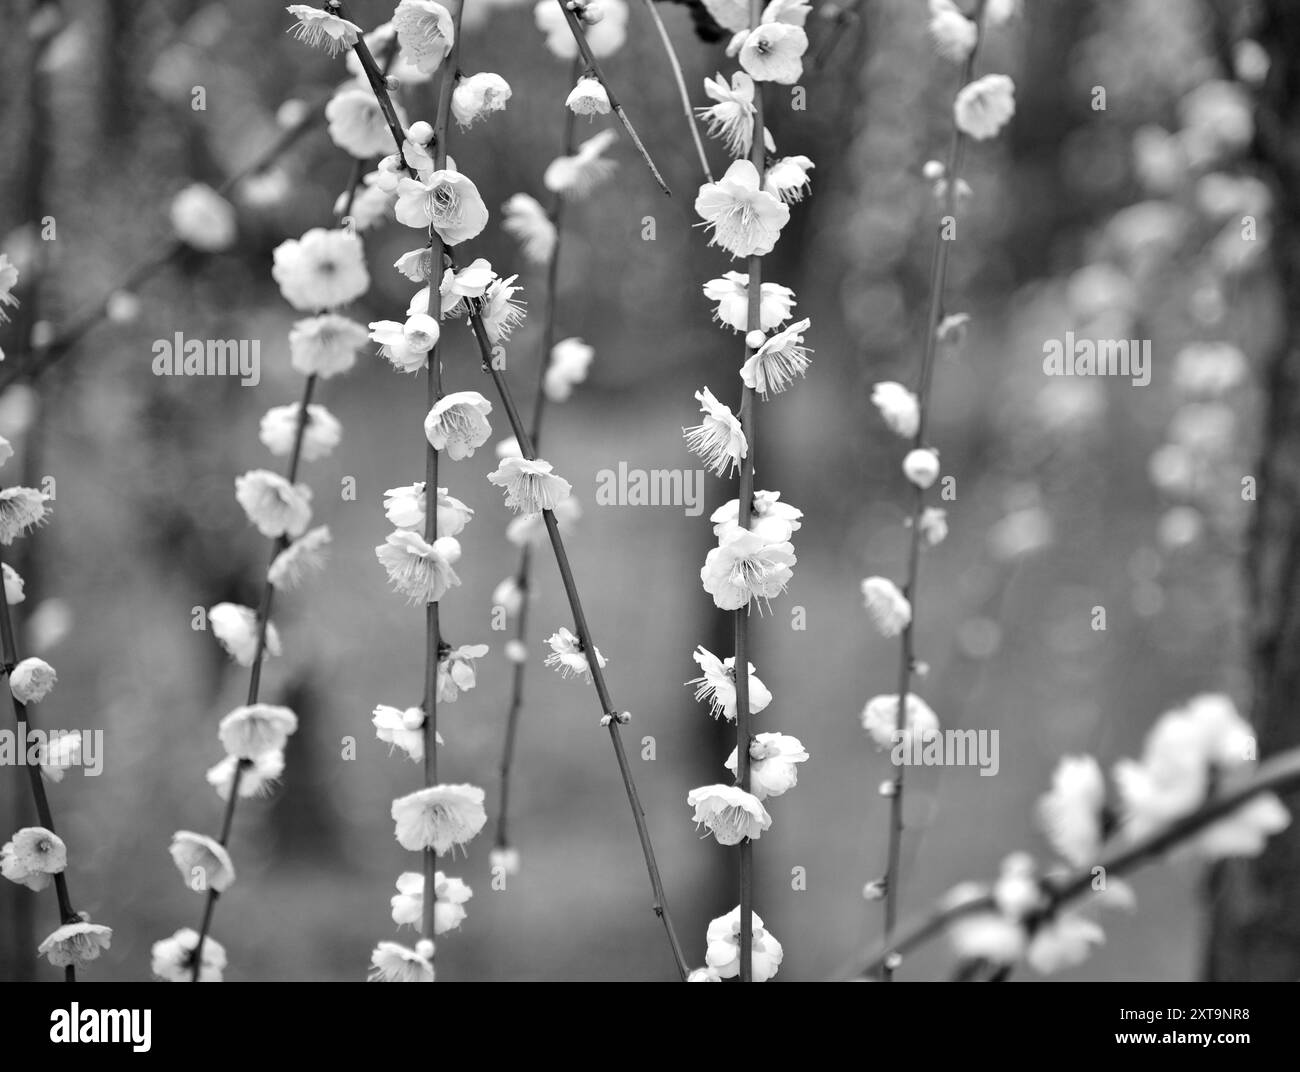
[487,457,573,514]
[861,576,912,637]
[695,160,790,259]
[544,627,605,682]
[375,531,462,603]
[272,228,369,311]
[391,783,488,854]
[701,529,796,611]
[705,906,783,981]
[688,784,772,845]
[683,387,747,476]
[424,391,493,459]
[725,732,809,799]
[209,603,280,667]
[686,645,772,721]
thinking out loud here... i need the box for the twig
[640,0,713,183]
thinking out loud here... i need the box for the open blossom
[452,72,512,128]
[948,904,1027,965]
[695,160,790,259]
[688,784,772,845]
[395,170,489,245]
[383,484,473,536]
[218,703,298,759]
[376,531,461,603]
[492,576,524,617]
[544,627,606,681]
[394,244,436,283]
[919,506,948,546]
[10,657,56,704]
[506,495,580,547]
[861,576,912,637]
[368,940,435,982]
[861,693,940,751]
[928,0,976,62]
[1037,755,1107,867]
[424,391,493,459]
[737,22,808,86]
[391,871,473,934]
[209,603,281,667]
[170,184,237,251]
[152,927,227,982]
[169,831,236,893]
[698,71,757,157]
[391,783,488,854]
[235,469,312,538]
[369,313,441,374]
[683,387,747,476]
[544,338,595,401]
[259,403,341,462]
[954,74,1017,141]
[870,381,920,438]
[501,194,557,265]
[437,257,496,317]
[687,645,773,721]
[903,448,940,489]
[544,129,618,197]
[701,529,796,611]
[268,525,332,590]
[289,314,369,378]
[705,906,783,981]
[488,457,573,514]
[725,732,809,800]
[439,643,490,701]
[710,490,803,543]
[272,228,369,311]
[0,487,49,544]
[1027,912,1106,975]
[38,921,112,970]
[566,77,610,117]
[703,272,795,333]
[327,86,407,159]
[765,156,814,203]
[373,704,443,762]
[40,732,81,783]
[742,317,812,398]
[480,275,527,344]
[206,750,284,801]
[0,254,20,323]
[535,0,628,59]
[285,4,361,55]
[1,827,66,891]
[392,0,455,72]
[2,564,23,604]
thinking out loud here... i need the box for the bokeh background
[0,0,1290,980]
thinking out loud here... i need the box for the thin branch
[640,0,713,184]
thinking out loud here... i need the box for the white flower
[437,257,496,317]
[0,487,49,544]
[423,391,494,459]
[373,704,434,762]
[701,529,796,612]
[725,732,808,799]
[683,387,747,476]
[259,403,341,462]
[1037,755,1107,867]
[369,314,440,374]
[954,74,1016,141]
[506,496,581,548]
[948,909,1026,965]
[205,751,284,801]
[566,76,610,117]
[38,922,112,970]
[344,22,432,86]
[544,130,619,197]
[151,927,226,982]
[391,783,488,854]
[1,826,66,891]
[918,507,948,546]
[544,626,605,681]
[502,194,557,265]
[688,784,772,845]
[169,831,236,893]
[9,657,56,704]
[208,603,281,667]
[40,732,81,783]
[391,871,473,934]
[702,0,749,32]
[394,244,436,283]
[703,272,795,333]
[289,314,369,377]
[493,576,524,617]
[218,703,298,759]
[985,0,1021,25]
[764,156,814,203]
[861,693,940,751]
[710,490,803,543]
[1,566,27,610]
[0,254,20,323]
[870,381,919,438]
[687,966,722,982]
[490,846,521,875]
[741,317,812,398]
[375,530,461,603]
[267,525,332,590]
[452,72,512,128]
[687,645,772,721]
[1173,342,1248,397]
[535,0,628,59]
[1026,913,1104,975]
[697,71,757,157]
[487,457,573,514]
[235,469,312,538]
[170,184,237,251]
[928,0,976,62]
[394,170,489,245]
[860,576,911,637]
[705,906,783,981]
[368,940,435,982]
[695,160,790,259]
[480,275,527,344]
[544,338,595,401]
[902,448,940,489]
[285,4,361,56]
[392,0,456,73]
[0,437,11,471]
[272,228,369,311]
[382,484,473,536]
[737,23,808,85]
[439,643,489,701]
[326,86,406,159]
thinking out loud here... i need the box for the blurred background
[0,0,1294,981]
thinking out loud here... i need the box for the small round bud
[276,98,309,129]
[431,535,462,564]
[415,938,435,960]
[401,707,425,731]
[408,120,434,145]
[505,639,527,663]
[616,710,631,724]
[745,329,766,350]
[902,448,940,490]
[878,779,898,798]
[106,291,140,324]
[385,75,400,92]
[862,880,886,901]
[599,714,613,727]
[582,3,605,23]
[922,159,945,181]
[884,952,903,971]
